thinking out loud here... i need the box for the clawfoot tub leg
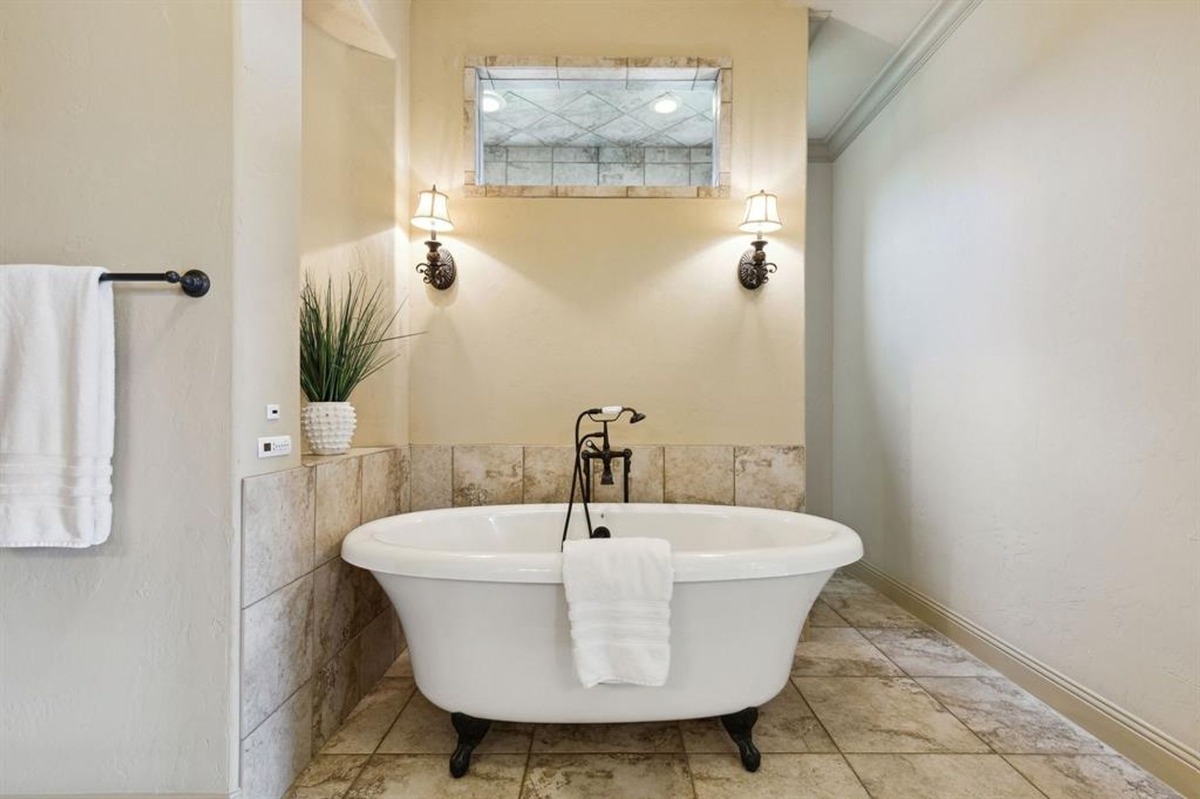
[449,712,492,778]
[720,706,762,772]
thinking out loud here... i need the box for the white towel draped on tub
[0,265,115,547]
[562,536,674,687]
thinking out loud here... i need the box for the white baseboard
[845,560,1200,797]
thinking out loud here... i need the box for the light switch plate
[257,435,292,459]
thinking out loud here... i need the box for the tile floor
[284,571,1183,799]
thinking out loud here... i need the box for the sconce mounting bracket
[417,240,456,290]
[738,240,777,290]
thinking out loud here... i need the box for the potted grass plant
[299,273,411,455]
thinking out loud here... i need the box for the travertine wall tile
[627,185,699,198]
[314,458,362,566]
[718,103,733,173]
[312,635,362,752]
[663,446,734,505]
[243,467,315,607]
[240,680,313,799]
[735,445,806,511]
[240,446,407,799]
[486,184,555,197]
[590,446,664,503]
[358,609,398,695]
[557,184,628,198]
[397,446,411,514]
[410,445,452,511]
[523,445,575,504]
[241,575,314,737]
[313,557,390,667]
[453,444,524,506]
[361,449,402,522]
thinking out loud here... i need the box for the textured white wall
[805,163,834,516]
[0,1,307,793]
[234,2,304,480]
[0,3,238,793]
[831,0,1199,751]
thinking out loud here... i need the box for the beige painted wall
[301,18,407,448]
[0,2,238,793]
[831,0,1199,755]
[407,0,808,446]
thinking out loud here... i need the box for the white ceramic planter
[301,401,357,455]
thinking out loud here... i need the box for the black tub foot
[720,706,761,772]
[449,712,492,778]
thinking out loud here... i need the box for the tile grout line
[842,589,998,756]
[325,679,420,799]
[799,585,996,760]
[516,721,535,797]
[369,680,420,757]
[998,753,1055,799]
[837,750,881,799]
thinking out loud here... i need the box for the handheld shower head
[588,406,647,424]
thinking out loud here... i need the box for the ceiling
[808,0,936,140]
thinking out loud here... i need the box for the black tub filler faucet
[561,406,645,545]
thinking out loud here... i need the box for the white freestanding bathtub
[342,503,862,775]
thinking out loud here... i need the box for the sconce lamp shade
[738,190,782,235]
[411,185,455,233]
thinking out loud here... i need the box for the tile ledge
[302,445,400,467]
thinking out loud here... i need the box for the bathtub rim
[341,503,863,584]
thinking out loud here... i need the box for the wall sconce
[737,189,782,290]
[412,185,457,290]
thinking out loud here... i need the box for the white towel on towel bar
[562,536,674,687]
[0,265,115,547]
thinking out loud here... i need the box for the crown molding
[808,9,832,47]
[809,0,981,163]
[807,139,834,164]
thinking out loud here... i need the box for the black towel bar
[98,269,210,298]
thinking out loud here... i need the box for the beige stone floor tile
[792,627,904,677]
[681,683,836,754]
[860,627,997,677]
[345,753,525,798]
[377,692,532,755]
[1004,755,1183,799]
[821,571,878,596]
[807,599,850,627]
[822,591,928,628]
[520,753,693,799]
[846,754,1045,798]
[531,720,683,754]
[917,677,1111,754]
[284,754,369,799]
[384,649,412,677]
[794,676,989,753]
[690,753,869,799]
[320,677,416,755]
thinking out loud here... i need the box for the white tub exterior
[342,503,862,724]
